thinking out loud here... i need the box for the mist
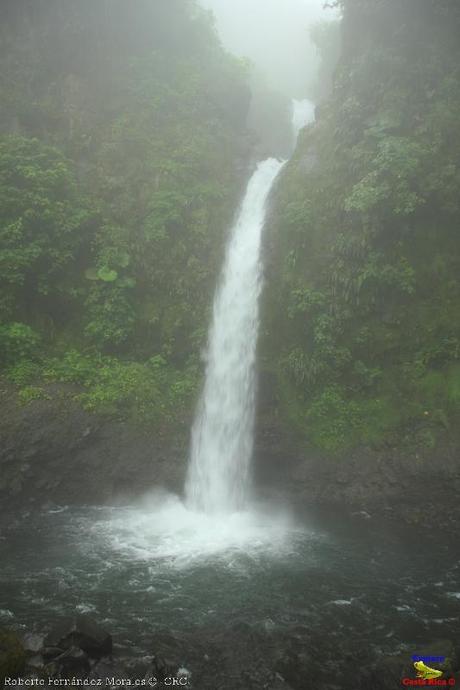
[199,0,338,98]
[1,1,460,687]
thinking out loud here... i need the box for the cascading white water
[186,158,285,514]
[88,102,314,564]
[291,98,315,147]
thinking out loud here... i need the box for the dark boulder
[42,646,66,660]
[44,615,112,658]
[45,647,91,679]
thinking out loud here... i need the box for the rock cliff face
[258,0,460,520]
[0,383,187,510]
[1,381,459,533]
[255,417,460,533]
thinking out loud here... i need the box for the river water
[1,502,459,687]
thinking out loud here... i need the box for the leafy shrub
[42,350,103,386]
[0,136,91,322]
[307,386,363,452]
[78,355,198,429]
[84,285,136,347]
[0,322,41,366]
[6,359,42,384]
[306,385,405,453]
[36,349,199,430]
[17,386,50,406]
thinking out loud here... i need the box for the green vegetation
[7,350,198,428]
[0,0,250,429]
[0,137,91,325]
[1,0,459,461]
[263,0,460,454]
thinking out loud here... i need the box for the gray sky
[199,0,339,97]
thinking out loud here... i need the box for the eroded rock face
[0,383,187,509]
[254,407,460,534]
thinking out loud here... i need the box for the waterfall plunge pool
[1,497,459,688]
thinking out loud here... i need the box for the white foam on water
[0,609,14,620]
[85,493,307,570]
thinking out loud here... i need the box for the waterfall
[185,98,315,516]
[185,158,285,514]
[96,103,313,562]
[291,98,315,147]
